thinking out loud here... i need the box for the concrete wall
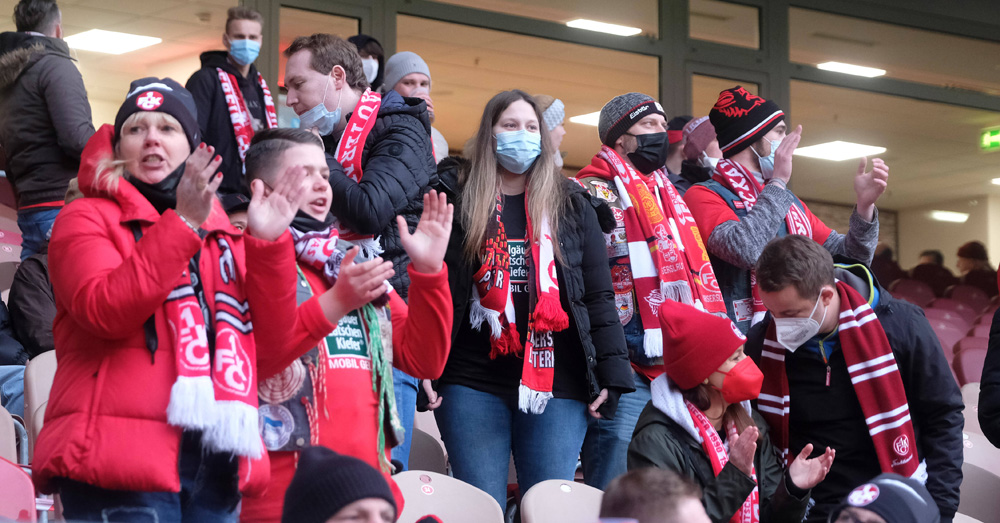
[896,196,998,271]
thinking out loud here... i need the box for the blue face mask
[753,138,781,180]
[228,39,260,66]
[495,130,542,174]
[298,77,343,136]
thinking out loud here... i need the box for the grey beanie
[598,92,665,146]
[383,51,431,93]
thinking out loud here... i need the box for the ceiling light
[991,177,1000,185]
[569,111,601,127]
[793,141,886,161]
[817,61,886,78]
[928,210,969,223]
[566,19,642,37]
[65,29,161,55]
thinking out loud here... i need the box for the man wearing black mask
[575,92,728,490]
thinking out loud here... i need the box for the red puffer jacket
[33,126,299,495]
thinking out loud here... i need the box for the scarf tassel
[202,401,265,459]
[644,329,664,359]
[518,383,553,415]
[531,294,569,332]
[469,299,504,339]
[166,376,217,429]
[490,321,523,360]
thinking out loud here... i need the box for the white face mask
[700,154,719,171]
[774,291,828,352]
[361,57,379,84]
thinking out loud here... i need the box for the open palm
[788,443,836,490]
[398,190,453,274]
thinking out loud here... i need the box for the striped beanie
[709,86,784,158]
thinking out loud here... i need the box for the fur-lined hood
[0,32,72,91]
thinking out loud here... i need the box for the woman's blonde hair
[460,89,566,263]
[94,111,184,194]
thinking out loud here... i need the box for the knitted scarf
[332,88,383,260]
[758,281,921,479]
[165,235,262,459]
[713,159,812,322]
[686,401,759,523]
[468,192,569,414]
[592,146,725,357]
[217,68,278,164]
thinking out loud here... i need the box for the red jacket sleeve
[48,204,201,340]
[799,200,833,243]
[389,265,452,380]
[684,185,740,241]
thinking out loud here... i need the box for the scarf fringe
[203,401,264,459]
[166,376,217,429]
[663,280,694,306]
[469,299,504,339]
[490,322,523,360]
[532,294,569,332]
[351,237,385,262]
[518,382,553,414]
[643,328,664,359]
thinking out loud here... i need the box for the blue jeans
[581,371,651,489]
[390,368,419,470]
[17,208,60,261]
[59,432,240,522]
[0,365,24,418]
[434,384,588,509]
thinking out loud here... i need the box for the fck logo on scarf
[216,329,251,395]
[178,303,210,372]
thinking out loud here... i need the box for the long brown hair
[681,384,759,441]
[460,89,566,263]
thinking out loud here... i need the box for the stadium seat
[0,456,36,522]
[947,285,992,314]
[394,470,504,523]
[408,427,447,475]
[963,383,982,435]
[954,349,987,386]
[521,480,604,523]
[931,298,979,318]
[970,324,991,338]
[24,351,56,460]
[958,432,1000,522]
[953,514,984,523]
[956,337,988,354]
[925,308,972,333]
[0,405,15,464]
[932,326,966,361]
[910,264,959,297]
[888,279,935,307]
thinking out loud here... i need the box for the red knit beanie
[659,300,746,390]
[682,116,717,161]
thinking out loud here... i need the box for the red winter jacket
[33,126,299,495]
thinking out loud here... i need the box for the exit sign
[982,129,1000,151]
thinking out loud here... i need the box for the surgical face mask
[495,129,542,174]
[713,357,764,404]
[361,57,379,84]
[298,77,343,136]
[699,153,720,171]
[751,138,781,180]
[228,38,260,66]
[625,132,668,174]
[774,291,828,352]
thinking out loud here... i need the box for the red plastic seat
[954,348,987,385]
[970,324,992,338]
[957,337,989,354]
[925,309,973,332]
[931,298,979,318]
[889,279,936,308]
[910,264,959,297]
[948,285,993,314]
[0,457,36,522]
[933,326,966,360]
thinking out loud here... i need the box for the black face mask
[291,209,336,232]
[626,131,669,174]
[130,162,185,214]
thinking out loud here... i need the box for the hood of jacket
[833,258,883,308]
[197,50,260,79]
[0,32,72,90]
[374,89,432,134]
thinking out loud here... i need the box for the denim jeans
[59,432,241,522]
[17,208,60,261]
[390,368,419,470]
[434,384,588,509]
[0,365,24,417]
[580,371,651,489]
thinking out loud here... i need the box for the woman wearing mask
[628,300,835,523]
[347,34,385,92]
[433,90,633,509]
[32,78,310,521]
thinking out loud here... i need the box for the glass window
[790,8,1000,95]
[691,74,758,117]
[689,0,759,50]
[432,0,658,38]
[396,15,659,169]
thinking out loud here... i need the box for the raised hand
[727,424,759,477]
[854,157,889,221]
[247,165,309,242]
[788,443,836,490]
[318,247,395,324]
[398,190,453,274]
[771,125,802,184]
[176,144,223,228]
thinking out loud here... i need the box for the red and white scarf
[686,401,759,523]
[594,146,726,357]
[217,69,278,164]
[165,236,262,459]
[468,192,569,414]
[289,223,392,307]
[713,159,812,322]
[332,88,384,259]
[758,281,922,479]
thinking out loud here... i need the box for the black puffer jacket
[185,51,271,195]
[323,89,437,300]
[436,157,634,417]
[980,307,1000,447]
[0,32,94,208]
[8,251,54,359]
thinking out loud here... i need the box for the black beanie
[830,473,940,523]
[281,446,397,523]
[708,86,784,158]
[114,77,200,150]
